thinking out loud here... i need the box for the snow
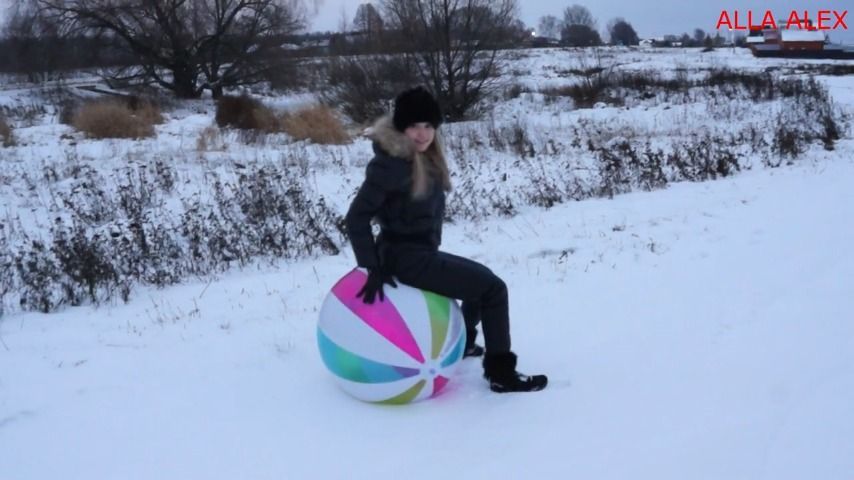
[2,48,854,479]
[2,155,853,479]
[781,30,827,42]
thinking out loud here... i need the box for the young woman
[345,86,547,393]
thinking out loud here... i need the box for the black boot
[483,352,548,393]
[464,344,484,358]
[463,329,484,358]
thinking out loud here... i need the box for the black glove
[357,268,398,304]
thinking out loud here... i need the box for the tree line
[0,1,728,122]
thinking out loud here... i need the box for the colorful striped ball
[317,268,466,404]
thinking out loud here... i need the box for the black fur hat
[393,86,443,131]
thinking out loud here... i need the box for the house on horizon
[746,21,853,58]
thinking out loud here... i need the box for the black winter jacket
[345,117,446,270]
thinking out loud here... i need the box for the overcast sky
[309,0,854,43]
[2,0,852,43]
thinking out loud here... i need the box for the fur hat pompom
[393,86,443,132]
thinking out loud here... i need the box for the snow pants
[380,243,512,354]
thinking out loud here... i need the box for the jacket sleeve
[345,156,403,269]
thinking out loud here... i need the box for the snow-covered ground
[2,48,854,479]
[3,152,853,479]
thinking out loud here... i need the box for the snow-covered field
[2,48,853,479]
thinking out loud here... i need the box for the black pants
[381,244,511,354]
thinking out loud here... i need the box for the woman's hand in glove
[357,269,398,304]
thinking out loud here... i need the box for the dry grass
[215,94,279,132]
[196,126,226,151]
[131,99,165,127]
[0,115,14,147]
[281,105,350,145]
[72,98,162,139]
[216,95,349,145]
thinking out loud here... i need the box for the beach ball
[317,268,466,404]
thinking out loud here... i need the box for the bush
[59,98,80,125]
[281,105,350,145]
[72,98,162,139]
[34,85,78,125]
[196,126,226,151]
[542,68,821,111]
[773,124,802,159]
[215,94,279,132]
[1,103,46,128]
[504,83,526,100]
[321,55,418,124]
[820,112,841,150]
[264,59,310,92]
[541,82,609,108]
[613,71,690,94]
[14,240,65,313]
[127,97,165,127]
[3,157,346,314]
[0,115,14,147]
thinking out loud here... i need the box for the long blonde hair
[411,129,452,198]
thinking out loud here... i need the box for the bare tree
[537,14,561,39]
[337,5,349,32]
[353,3,384,34]
[693,28,706,45]
[561,4,600,47]
[562,4,595,29]
[561,24,601,47]
[322,54,419,124]
[2,0,64,80]
[607,17,638,46]
[37,0,309,98]
[381,0,519,121]
[352,2,384,51]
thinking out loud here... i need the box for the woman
[345,86,547,393]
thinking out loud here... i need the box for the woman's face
[404,122,435,153]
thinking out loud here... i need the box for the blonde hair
[411,129,452,198]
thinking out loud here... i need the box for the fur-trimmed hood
[364,114,452,195]
[364,114,444,161]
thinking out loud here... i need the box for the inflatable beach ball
[317,268,466,404]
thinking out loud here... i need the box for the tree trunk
[171,65,201,99]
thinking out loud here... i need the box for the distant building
[779,29,826,51]
[303,38,331,49]
[747,22,852,58]
[650,35,681,48]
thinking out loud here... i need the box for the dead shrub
[215,94,279,132]
[36,85,79,125]
[72,99,160,139]
[541,82,608,108]
[773,124,802,159]
[196,126,226,151]
[59,99,80,125]
[281,105,350,145]
[264,58,308,92]
[0,116,14,147]
[504,83,526,100]
[129,97,165,126]
[321,55,418,124]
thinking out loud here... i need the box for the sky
[308,0,854,43]
[3,43,854,478]
[1,0,852,43]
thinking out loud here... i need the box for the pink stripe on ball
[332,269,426,364]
